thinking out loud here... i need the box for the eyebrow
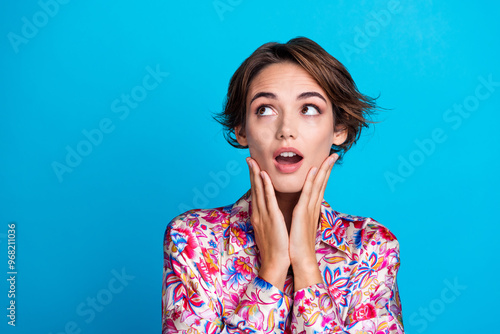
[249,92,277,105]
[297,91,327,103]
[249,91,327,105]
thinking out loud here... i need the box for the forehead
[247,62,327,101]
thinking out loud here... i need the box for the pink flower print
[203,248,219,275]
[202,210,225,223]
[321,314,335,327]
[324,267,349,307]
[222,257,253,289]
[232,227,248,247]
[352,303,376,321]
[321,211,347,245]
[237,210,248,220]
[379,227,396,242]
[336,223,347,239]
[236,291,264,329]
[295,290,305,302]
[234,257,252,275]
[171,227,198,259]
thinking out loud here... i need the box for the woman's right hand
[246,157,290,292]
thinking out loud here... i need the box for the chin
[271,178,304,194]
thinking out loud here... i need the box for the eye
[301,104,320,115]
[256,105,275,116]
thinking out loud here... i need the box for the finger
[250,158,268,216]
[316,153,337,200]
[259,170,281,215]
[309,153,337,208]
[318,153,338,206]
[295,166,318,209]
[246,157,259,217]
[320,154,338,193]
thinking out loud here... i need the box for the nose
[276,112,297,140]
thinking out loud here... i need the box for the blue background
[1,1,499,333]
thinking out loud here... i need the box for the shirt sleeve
[162,218,291,333]
[290,225,404,333]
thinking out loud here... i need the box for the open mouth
[273,147,304,173]
[275,152,303,165]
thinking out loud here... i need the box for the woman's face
[235,61,347,193]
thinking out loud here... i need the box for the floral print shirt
[162,189,404,333]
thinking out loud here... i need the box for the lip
[273,146,304,174]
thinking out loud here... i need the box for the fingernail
[246,157,252,168]
[329,154,338,166]
[312,167,318,175]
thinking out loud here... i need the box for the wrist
[259,262,289,292]
[290,253,317,272]
[291,260,323,292]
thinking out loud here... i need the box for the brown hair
[213,37,378,162]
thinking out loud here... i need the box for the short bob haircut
[213,37,378,161]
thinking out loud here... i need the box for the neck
[274,190,301,232]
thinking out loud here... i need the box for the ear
[234,125,248,146]
[332,123,348,146]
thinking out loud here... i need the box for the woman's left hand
[289,153,338,291]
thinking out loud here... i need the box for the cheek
[246,127,274,159]
[304,126,335,162]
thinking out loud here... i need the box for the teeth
[279,152,297,158]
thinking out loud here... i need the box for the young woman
[162,37,404,333]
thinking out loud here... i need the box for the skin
[234,61,348,292]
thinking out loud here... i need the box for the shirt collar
[226,189,255,255]
[319,200,351,254]
[226,189,365,256]
[319,201,370,256]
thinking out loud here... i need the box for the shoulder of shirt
[165,204,231,233]
[329,210,401,279]
[330,208,400,252]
